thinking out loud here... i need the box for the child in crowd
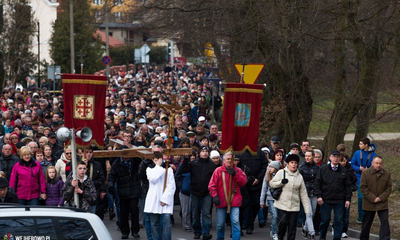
[45,166,64,207]
[260,160,282,240]
[62,161,97,212]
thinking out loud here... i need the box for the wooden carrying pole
[160,94,189,192]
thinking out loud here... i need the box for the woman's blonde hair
[19,146,31,158]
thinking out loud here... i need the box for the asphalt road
[103,205,360,240]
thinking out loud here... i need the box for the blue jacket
[351,143,377,184]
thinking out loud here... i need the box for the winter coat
[0,153,19,181]
[45,177,64,206]
[86,159,106,193]
[62,174,97,212]
[9,159,46,200]
[144,165,176,214]
[298,161,320,197]
[351,143,377,184]
[236,162,253,208]
[269,167,310,213]
[236,149,268,192]
[360,166,392,211]
[260,167,276,205]
[313,163,352,204]
[108,157,142,199]
[175,163,191,196]
[138,158,155,198]
[208,163,247,208]
[39,159,51,178]
[55,153,71,182]
[343,161,357,185]
[178,157,217,197]
[0,188,19,203]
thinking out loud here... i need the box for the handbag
[269,170,286,200]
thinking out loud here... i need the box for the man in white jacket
[144,151,176,240]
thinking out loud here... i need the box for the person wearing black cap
[48,132,63,160]
[313,150,352,240]
[178,146,217,240]
[269,154,310,240]
[0,177,18,203]
[268,136,281,154]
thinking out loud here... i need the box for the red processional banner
[62,74,107,148]
[221,83,263,155]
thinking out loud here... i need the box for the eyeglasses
[65,152,72,155]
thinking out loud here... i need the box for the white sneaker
[341,233,348,238]
[273,234,278,240]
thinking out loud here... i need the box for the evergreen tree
[49,0,103,74]
[0,0,36,87]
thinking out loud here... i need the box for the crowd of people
[0,63,393,240]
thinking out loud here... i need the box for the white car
[0,205,112,240]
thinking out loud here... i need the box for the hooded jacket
[351,143,377,184]
[45,177,64,206]
[9,159,46,200]
[208,163,247,208]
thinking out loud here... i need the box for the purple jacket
[9,160,46,200]
[45,178,64,206]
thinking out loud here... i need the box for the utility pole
[37,21,40,86]
[105,0,110,77]
[70,0,75,73]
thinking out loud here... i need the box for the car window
[0,218,56,239]
[0,217,97,240]
[58,218,97,240]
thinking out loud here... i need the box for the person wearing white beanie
[210,150,221,166]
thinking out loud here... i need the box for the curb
[347,227,396,240]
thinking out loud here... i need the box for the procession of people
[0,63,393,240]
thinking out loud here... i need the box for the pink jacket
[208,164,247,208]
[9,160,46,200]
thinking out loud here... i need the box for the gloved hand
[227,167,236,176]
[108,186,115,195]
[213,196,221,206]
[281,178,289,184]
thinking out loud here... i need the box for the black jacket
[108,157,142,199]
[313,163,352,204]
[138,158,155,198]
[0,154,20,181]
[86,159,106,193]
[298,161,320,197]
[179,157,217,197]
[0,188,19,203]
[236,149,268,191]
